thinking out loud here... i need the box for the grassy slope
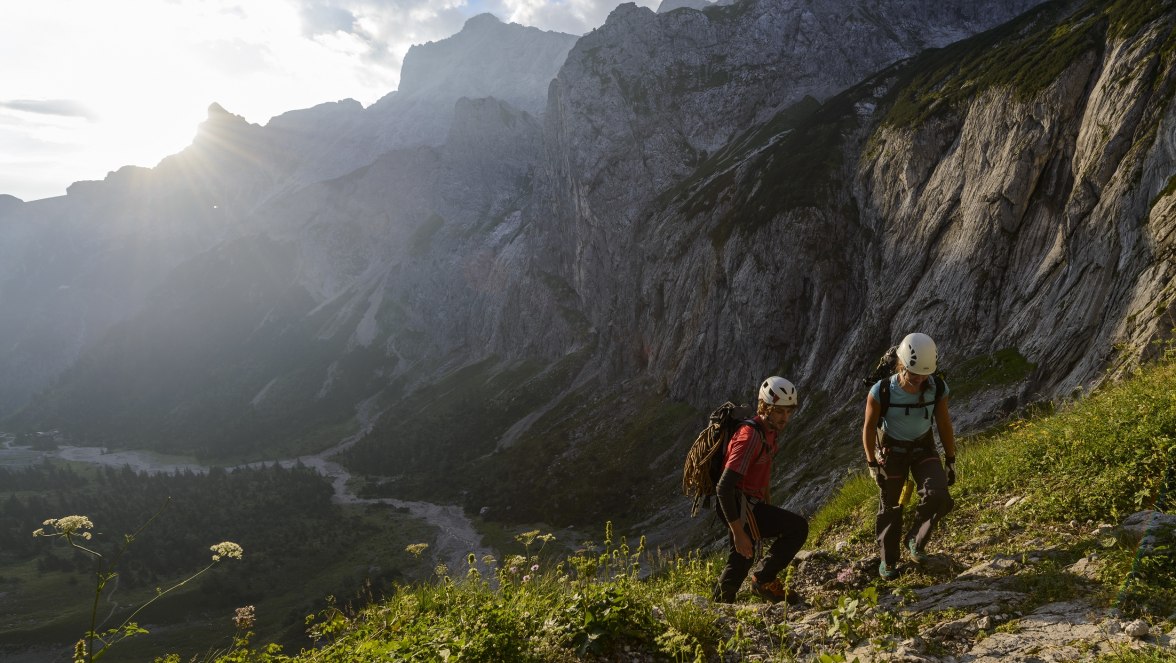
[190,352,1175,662]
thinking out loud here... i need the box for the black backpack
[682,402,764,516]
[862,345,945,418]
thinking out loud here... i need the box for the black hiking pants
[714,500,808,602]
[876,433,954,568]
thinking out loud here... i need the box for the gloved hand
[868,461,886,489]
[945,456,957,486]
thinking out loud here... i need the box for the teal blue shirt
[869,374,949,442]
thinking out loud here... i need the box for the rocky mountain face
[0,14,570,420]
[5,0,1175,539]
[289,14,577,188]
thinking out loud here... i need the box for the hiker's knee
[923,486,950,512]
[941,491,955,515]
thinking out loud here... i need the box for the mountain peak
[461,12,503,31]
[206,102,233,118]
[656,0,712,12]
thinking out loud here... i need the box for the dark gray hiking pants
[876,434,954,568]
[714,500,808,602]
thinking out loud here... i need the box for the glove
[945,456,957,486]
[868,461,885,489]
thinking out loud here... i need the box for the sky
[1,0,660,202]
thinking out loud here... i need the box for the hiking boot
[907,539,930,564]
[750,576,803,605]
[878,561,899,580]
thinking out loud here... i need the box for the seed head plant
[33,499,244,662]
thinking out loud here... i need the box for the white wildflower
[210,541,244,561]
[36,515,94,538]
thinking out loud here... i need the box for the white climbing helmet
[897,333,937,375]
[758,376,797,407]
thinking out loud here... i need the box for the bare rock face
[360,14,578,156]
[221,14,578,199]
[534,0,1048,390]
[529,1,1176,416]
[854,11,1176,410]
[546,0,1046,228]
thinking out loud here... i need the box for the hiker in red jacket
[713,376,809,604]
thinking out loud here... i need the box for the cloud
[495,0,658,35]
[0,99,97,121]
[299,3,359,36]
[191,38,276,77]
[294,0,475,71]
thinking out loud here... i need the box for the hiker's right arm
[862,393,882,464]
[716,468,743,525]
[716,469,753,558]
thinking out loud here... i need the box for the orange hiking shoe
[750,576,803,605]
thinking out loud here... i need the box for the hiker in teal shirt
[861,332,958,579]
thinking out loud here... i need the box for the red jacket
[723,415,777,501]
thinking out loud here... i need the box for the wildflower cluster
[234,605,257,630]
[32,515,94,539]
[211,541,245,561]
[33,507,245,663]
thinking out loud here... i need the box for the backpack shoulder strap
[932,374,946,409]
[728,419,765,463]
[876,378,890,418]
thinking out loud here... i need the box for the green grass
[882,0,1175,130]
[948,348,1038,402]
[1097,646,1176,663]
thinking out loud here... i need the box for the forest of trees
[0,462,424,647]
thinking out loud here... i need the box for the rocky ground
[679,511,1176,662]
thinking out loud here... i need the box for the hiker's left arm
[935,397,955,458]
